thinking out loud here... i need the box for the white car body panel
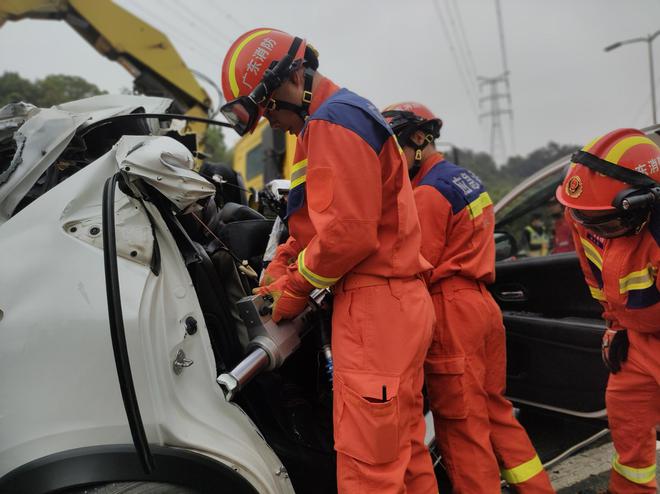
[0,134,294,493]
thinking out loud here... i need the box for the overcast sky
[2,0,660,163]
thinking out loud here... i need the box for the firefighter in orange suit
[383,102,554,494]
[220,30,437,493]
[557,128,660,494]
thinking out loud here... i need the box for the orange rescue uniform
[412,152,554,493]
[568,209,660,493]
[277,77,437,493]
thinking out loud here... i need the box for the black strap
[409,162,421,180]
[572,150,660,188]
[300,66,315,118]
[269,66,316,121]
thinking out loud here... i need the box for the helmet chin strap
[408,134,435,180]
[267,67,316,122]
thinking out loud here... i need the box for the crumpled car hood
[0,94,172,224]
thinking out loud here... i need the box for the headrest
[219,202,265,223]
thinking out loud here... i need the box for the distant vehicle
[491,124,660,419]
[232,120,297,193]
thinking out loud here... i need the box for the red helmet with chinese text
[220,28,318,135]
[556,128,660,238]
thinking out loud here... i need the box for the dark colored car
[492,124,660,420]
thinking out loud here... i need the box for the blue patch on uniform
[286,184,305,218]
[418,160,488,214]
[302,88,393,154]
[586,232,605,249]
[626,284,660,309]
[588,260,604,287]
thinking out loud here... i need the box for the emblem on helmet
[566,175,583,198]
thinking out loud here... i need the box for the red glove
[254,266,313,322]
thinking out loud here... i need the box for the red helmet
[221,28,305,103]
[381,102,443,177]
[220,28,317,135]
[556,128,660,210]
[381,101,442,139]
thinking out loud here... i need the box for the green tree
[455,141,578,202]
[0,72,106,107]
[203,125,233,164]
[501,141,578,181]
[455,147,512,202]
[0,72,36,107]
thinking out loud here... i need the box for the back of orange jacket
[285,77,430,287]
[411,152,495,286]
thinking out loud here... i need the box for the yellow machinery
[232,119,297,192]
[0,0,212,144]
[0,0,301,192]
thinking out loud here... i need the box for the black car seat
[216,202,274,275]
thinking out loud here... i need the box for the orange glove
[254,266,313,322]
[260,259,289,287]
[260,237,301,287]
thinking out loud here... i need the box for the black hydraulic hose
[102,173,155,474]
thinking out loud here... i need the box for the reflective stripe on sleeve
[619,265,656,293]
[612,453,656,484]
[467,191,493,219]
[290,159,308,189]
[500,454,544,485]
[297,249,340,289]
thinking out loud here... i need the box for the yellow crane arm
[0,0,212,119]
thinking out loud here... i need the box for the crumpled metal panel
[0,107,85,222]
[0,95,173,224]
[116,135,215,210]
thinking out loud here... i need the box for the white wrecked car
[0,95,346,494]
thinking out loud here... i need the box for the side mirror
[494,231,517,261]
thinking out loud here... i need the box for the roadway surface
[513,407,659,493]
[430,406,659,492]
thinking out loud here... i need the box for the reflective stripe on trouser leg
[612,453,656,484]
[606,335,660,493]
[481,289,553,493]
[500,455,544,485]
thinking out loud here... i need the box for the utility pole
[605,29,660,125]
[479,72,512,165]
[494,0,515,155]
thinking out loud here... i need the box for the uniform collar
[412,151,445,187]
[307,76,340,116]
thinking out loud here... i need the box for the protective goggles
[220,92,266,137]
[221,37,303,136]
[570,208,649,238]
